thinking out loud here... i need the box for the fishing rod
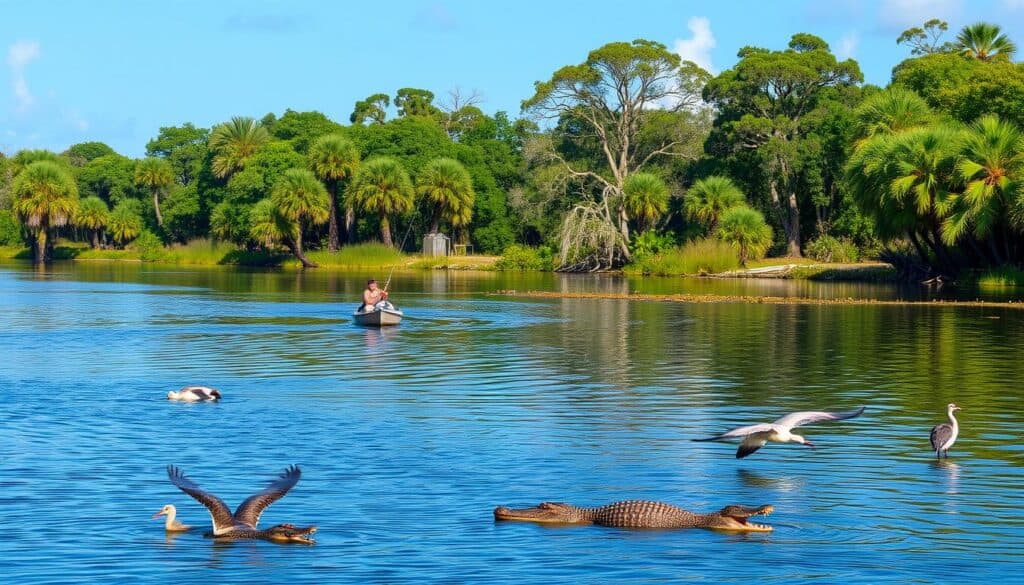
[383,217,417,292]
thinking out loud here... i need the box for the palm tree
[955,22,1017,61]
[716,205,773,266]
[623,172,669,232]
[942,115,1024,264]
[416,158,475,235]
[684,176,745,232]
[134,157,174,226]
[106,201,143,247]
[11,161,79,263]
[852,87,933,144]
[350,157,415,248]
[308,134,360,250]
[248,198,294,251]
[271,168,330,268]
[74,196,110,249]
[208,116,270,178]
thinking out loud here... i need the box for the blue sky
[2,0,1023,156]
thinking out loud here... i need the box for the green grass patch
[0,245,29,259]
[494,245,553,271]
[300,242,406,269]
[977,266,1024,289]
[624,238,740,276]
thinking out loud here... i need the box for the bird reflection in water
[931,459,961,496]
[737,468,805,492]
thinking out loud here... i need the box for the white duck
[166,386,222,401]
[152,504,192,532]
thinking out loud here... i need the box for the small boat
[353,301,403,327]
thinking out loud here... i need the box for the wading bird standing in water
[930,403,961,459]
[693,407,866,459]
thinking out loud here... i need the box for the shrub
[978,266,1024,289]
[624,238,739,275]
[495,244,553,271]
[0,209,24,246]
[630,230,675,258]
[806,234,860,263]
[130,230,167,262]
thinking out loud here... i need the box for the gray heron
[930,403,961,458]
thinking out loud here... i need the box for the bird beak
[152,511,165,519]
[804,440,816,449]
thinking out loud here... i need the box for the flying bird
[693,407,866,458]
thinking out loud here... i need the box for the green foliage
[267,110,344,153]
[683,176,745,231]
[495,244,553,270]
[351,93,390,125]
[209,201,251,244]
[350,157,415,246]
[12,161,79,231]
[897,19,953,56]
[0,209,24,246]
[805,234,860,263]
[76,154,139,204]
[74,196,110,230]
[130,230,166,261]
[395,88,440,118]
[624,238,739,275]
[892,53,1024,126]
[623,173,669,230]
[308,134,360,182]
[629,230,675,257]
[248,198,292,249]
[209,116,271,178]
[955,22,1017,62]
[161,184,203,242]
[417,158,475,232]
[65,142,116,164]
[271,168,330,226]
[716,206,773,265]
[703,34,862,256]
[977,266,1024,288]
[304,242,405,268]
[226,141,305,205]
[107,200,144,245]
[145,123,209,185]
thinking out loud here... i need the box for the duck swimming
[166,386,222,401]
[151,504,191,532]
[166,465,315,544]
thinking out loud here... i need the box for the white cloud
[6,40,40,111]
[673,17,716,73]
[837,32,860,60]
[877,0,962,31]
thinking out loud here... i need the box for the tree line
[1,20,1022,277]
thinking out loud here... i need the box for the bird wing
[166,465,235,533]
[773,406,866,429]
[736,435,770,459]
[233,465,301,528]
[930,423,951,450]
[693,423,777,442]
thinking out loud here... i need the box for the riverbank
[718,261,896,281]
[489,290,1024,310]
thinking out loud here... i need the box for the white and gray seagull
[930,403,961,459]
[693,406,866,459]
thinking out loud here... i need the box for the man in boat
[361,279,389,312]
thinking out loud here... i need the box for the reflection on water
[0,261,1022,583]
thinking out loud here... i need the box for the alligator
[494,500,773,532]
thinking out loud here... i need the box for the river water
[1,262,1022,583]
